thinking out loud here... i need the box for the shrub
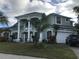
[48,36,56,43]
[0,37,7,42]
[42,39,47,43]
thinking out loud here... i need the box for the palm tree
[73,6,79,14]
[74,23,79,35]
[52,24,60,43]
[0,11,8,25]
[31,13,49,43]
[0,16,8,25]
[73,6,79,35]
[73,6,79,22]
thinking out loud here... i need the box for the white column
[39,32,43,42]
[27,20,31,42]
[9,32,11,41]
[78,15,79,23]
[23,23,26,42]
[1,32,4,37]
[17,20,20,42]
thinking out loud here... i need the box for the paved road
[71,47,79,59]
[0,53,46,59]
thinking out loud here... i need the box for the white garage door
[56,32,71,43]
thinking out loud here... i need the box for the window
[57,16,61,24]
[65,18,69,21]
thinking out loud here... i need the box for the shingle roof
[16,12,44,18]
[47,13,72,19]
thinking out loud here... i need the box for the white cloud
[25,1,55,15]
[0,0,78,26]
[0,0,56,25]
[56,0,78,22]
[0,0,55,16]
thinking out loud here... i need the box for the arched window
[31,18,39,20]
[31,18,39,25]
[57,16,61,24]
[21,19,28,27]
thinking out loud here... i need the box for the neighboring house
[10,12,73,43]
[0,11,10,41]
[0,28,10,41]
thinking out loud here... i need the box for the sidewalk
[71,47,79,59]
[0,53,46,59]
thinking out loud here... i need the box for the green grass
[0,42,77,59]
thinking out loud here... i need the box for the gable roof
[10,12,73,28]
[16,12,71,19]
[16,12,44,19]
[47,13,72,19]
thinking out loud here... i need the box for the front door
[47,31,53,43]
[24,32,28,42]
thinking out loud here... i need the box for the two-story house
[9,12,73,43]
[46,13,73,43]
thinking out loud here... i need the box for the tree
[31,13,49,43]
[52,24,60,43]
[73,6,79,35]
[73,6,79,22]
[0,16,8,25]
[74,23,79,35]
[0,12,8,25]
[73,6,79,14]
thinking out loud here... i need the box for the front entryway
[47,31,55,43]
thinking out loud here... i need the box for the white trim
[57,29,73,33]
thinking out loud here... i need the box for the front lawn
[0,42,77,59]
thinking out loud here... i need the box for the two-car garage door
[56,32,72,43]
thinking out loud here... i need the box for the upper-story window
[70,21,73,26]
[65,18,69,22]
[56,16,61,24]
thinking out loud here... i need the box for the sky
[0,0,79,27]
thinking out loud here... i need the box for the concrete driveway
[0,53,46,59]
[71,47,79,59]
